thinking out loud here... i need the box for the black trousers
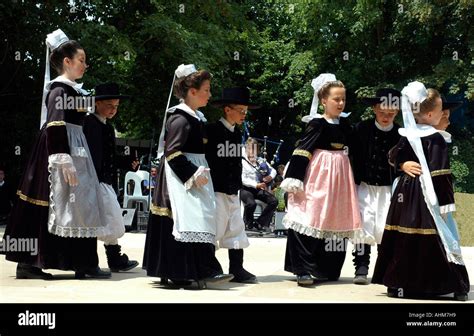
[240,186,278,228]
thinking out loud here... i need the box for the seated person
[142,166,158,196]
[240,138,278,231]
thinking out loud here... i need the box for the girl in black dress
[372,82,470,301]
[143,64,233,288]
[4,30,110,279]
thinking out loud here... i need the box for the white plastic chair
[123,170,150,210]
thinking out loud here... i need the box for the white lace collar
[167,103,207,122]
[45,75,88,95]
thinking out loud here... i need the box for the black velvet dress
[142,107,223,282]
[3,82,98,271]
[372,132,470,295]
[284,117,358,281]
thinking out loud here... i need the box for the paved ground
[1,227,473,303]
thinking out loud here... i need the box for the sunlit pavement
[1,227,473,303]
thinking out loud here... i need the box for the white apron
[164,152,217,245]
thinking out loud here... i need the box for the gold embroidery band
[293,149,312,160]
[385,224,437,235]
[330,143,344,149]
[431,169,451,177]
[166,151,183,161]
[16,190,49,207]
[46,121,66,128]
[150,205,172,218]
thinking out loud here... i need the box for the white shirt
[242,151,276,189]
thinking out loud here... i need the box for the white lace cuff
[440,203,456,215]
[281,178,304,193]
[184,165,206,190]
[48,153,73,165]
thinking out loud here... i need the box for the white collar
[399,124,452,142]
[0,181,4,187]
[167,103,207,122]
[323,116,340,124]
[219,117,235,132]
[375,120,394,132]
[302,112,351,123]
[438,130,452,143]
[93,113,107,124]
[45,75,88,95]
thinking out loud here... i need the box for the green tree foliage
[1,0,473,191]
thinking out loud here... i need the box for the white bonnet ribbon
[40,29,69,128]
[400,81,463,264]
[302,73,336,123]
[40,44,51,129]
[401,81,428,107]
[157,64,198,158]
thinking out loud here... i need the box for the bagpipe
[242,121,284,188]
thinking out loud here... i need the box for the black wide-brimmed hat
[211,87,260,109]
[361,88,401,107]
[94,83,131,101]
[441,96,463,111]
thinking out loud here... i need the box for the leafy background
[1,0,473,198]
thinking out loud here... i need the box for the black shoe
[454,292,469,301]
[105,244,139,272]
[75,267,111,279]
[110,259,139,273]
[296,274,313,286]
[16,264,53,280]
[170,279,193,286]
[246,222,260,232]
[255,222,264,231]
[197,273,234,289]
[202,273,234,284]
[230,268,257,284]
[312,272,329,282]
[353,274,369,285]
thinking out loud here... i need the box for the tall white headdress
[40,29,69,128]
[400,81,463,265]
[302,73,350,123]
[156,64,198,158]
